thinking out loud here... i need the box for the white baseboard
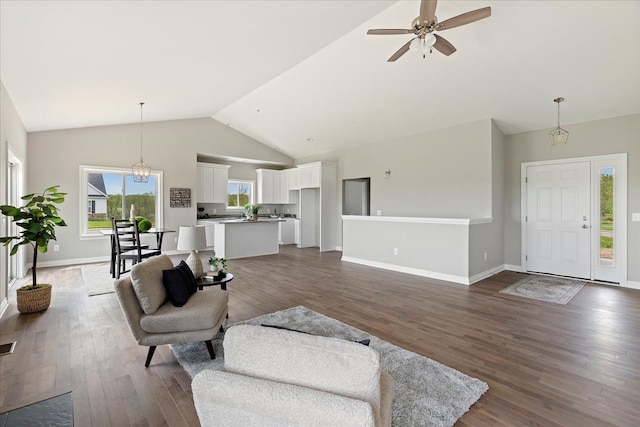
[626,280,640,290]
[468,265,506,285]
[35,255,110,268]
[33,251,194,269]
[504,264,523,272]
[341,256,471,285]
[0,298,8,320]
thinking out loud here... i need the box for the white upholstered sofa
[192,324,394,426]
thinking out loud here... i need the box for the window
[599,167,614,266]
[227,180,253,209]
[80,165,163,237]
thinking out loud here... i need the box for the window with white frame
[80,165,163,237]
[227,180,253,209]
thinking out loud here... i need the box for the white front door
[526,162,591,279]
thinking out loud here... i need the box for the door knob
[582,224,589,229]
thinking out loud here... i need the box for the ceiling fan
[367,0,491,62]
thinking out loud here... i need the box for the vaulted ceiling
[2,1,639,159]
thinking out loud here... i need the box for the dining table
[100,227,175,278]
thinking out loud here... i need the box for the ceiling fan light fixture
[409,37,422,52]
[131,102,151,183]
[425,33,437,47]
[548,97,569,146]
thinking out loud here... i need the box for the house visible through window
[227,180,253,209]
[80,166,163,236]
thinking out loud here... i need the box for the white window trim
[227,179,254,210]
[79,165,164,239]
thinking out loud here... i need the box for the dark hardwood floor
[1,245,639,426]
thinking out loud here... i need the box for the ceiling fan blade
[436,7,491,31]
[419,0,438,26]
[388,39,413,62]
[367,29,415,35]
[433,34,456,56]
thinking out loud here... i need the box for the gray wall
[27,117,292,264]
[1,80,28,309]
[504,113,640,282]
[298,119,495,248]
[469,121,505,276]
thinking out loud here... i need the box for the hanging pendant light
[549,97,569,146]
[132,102,151,182]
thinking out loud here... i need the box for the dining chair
[112,218,161,278]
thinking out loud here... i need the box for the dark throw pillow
[162,267,192,307]
[177,260,198,294]
[260,324,370,346]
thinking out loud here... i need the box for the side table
[197,272,233,291]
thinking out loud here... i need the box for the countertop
[208,218,285,224]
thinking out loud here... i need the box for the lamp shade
[177,226,207,251]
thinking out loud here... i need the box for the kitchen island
[213,219,283,259]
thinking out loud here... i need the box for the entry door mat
[171,305,488,427]
[0,392,72,426]
[81,263,126,296]
[499,275,586,305]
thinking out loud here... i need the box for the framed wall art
[170,188,191,208]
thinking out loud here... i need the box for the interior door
[526,162,591,279]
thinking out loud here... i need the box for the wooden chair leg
[205,340,215,360]
[145,346,157,367]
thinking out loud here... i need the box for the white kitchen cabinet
[298,164,320,188]
[278,218,296,245]
[197,165,214,203]
[256,169,277,204]
[294,219,300,246]
[255,162,336,251]
[212,167,229,203]
[197,163,230,204]
[280,170,298,204]
[289,168,301,190]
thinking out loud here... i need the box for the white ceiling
[2,1,639,159]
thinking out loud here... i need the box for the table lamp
[177,226,207,278]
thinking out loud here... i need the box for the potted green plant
[208,256,228,272]
[243,204,261,221]
[0,186,67,313]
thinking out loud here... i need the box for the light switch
[632,213,640,222]
[377,210,382,216]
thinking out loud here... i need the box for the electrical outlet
[213,208,216,214]
[484,252,487,261]
[633,213,640,222]
[377,210,382,216]
[174,237,178,243]
[287,209,290,213]
[393,248,398,255]
[54,245,60,252]
[267,208,270,214]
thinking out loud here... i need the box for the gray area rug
[80,263,124,296]
[171,306,488,427]
[500,275,586,305]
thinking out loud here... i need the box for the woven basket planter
[16,284,52,313]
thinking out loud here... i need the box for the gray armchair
[114,255,228,367]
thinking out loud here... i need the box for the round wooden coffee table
[197,272,233,291]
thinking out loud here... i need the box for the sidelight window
[599,167,614,266]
